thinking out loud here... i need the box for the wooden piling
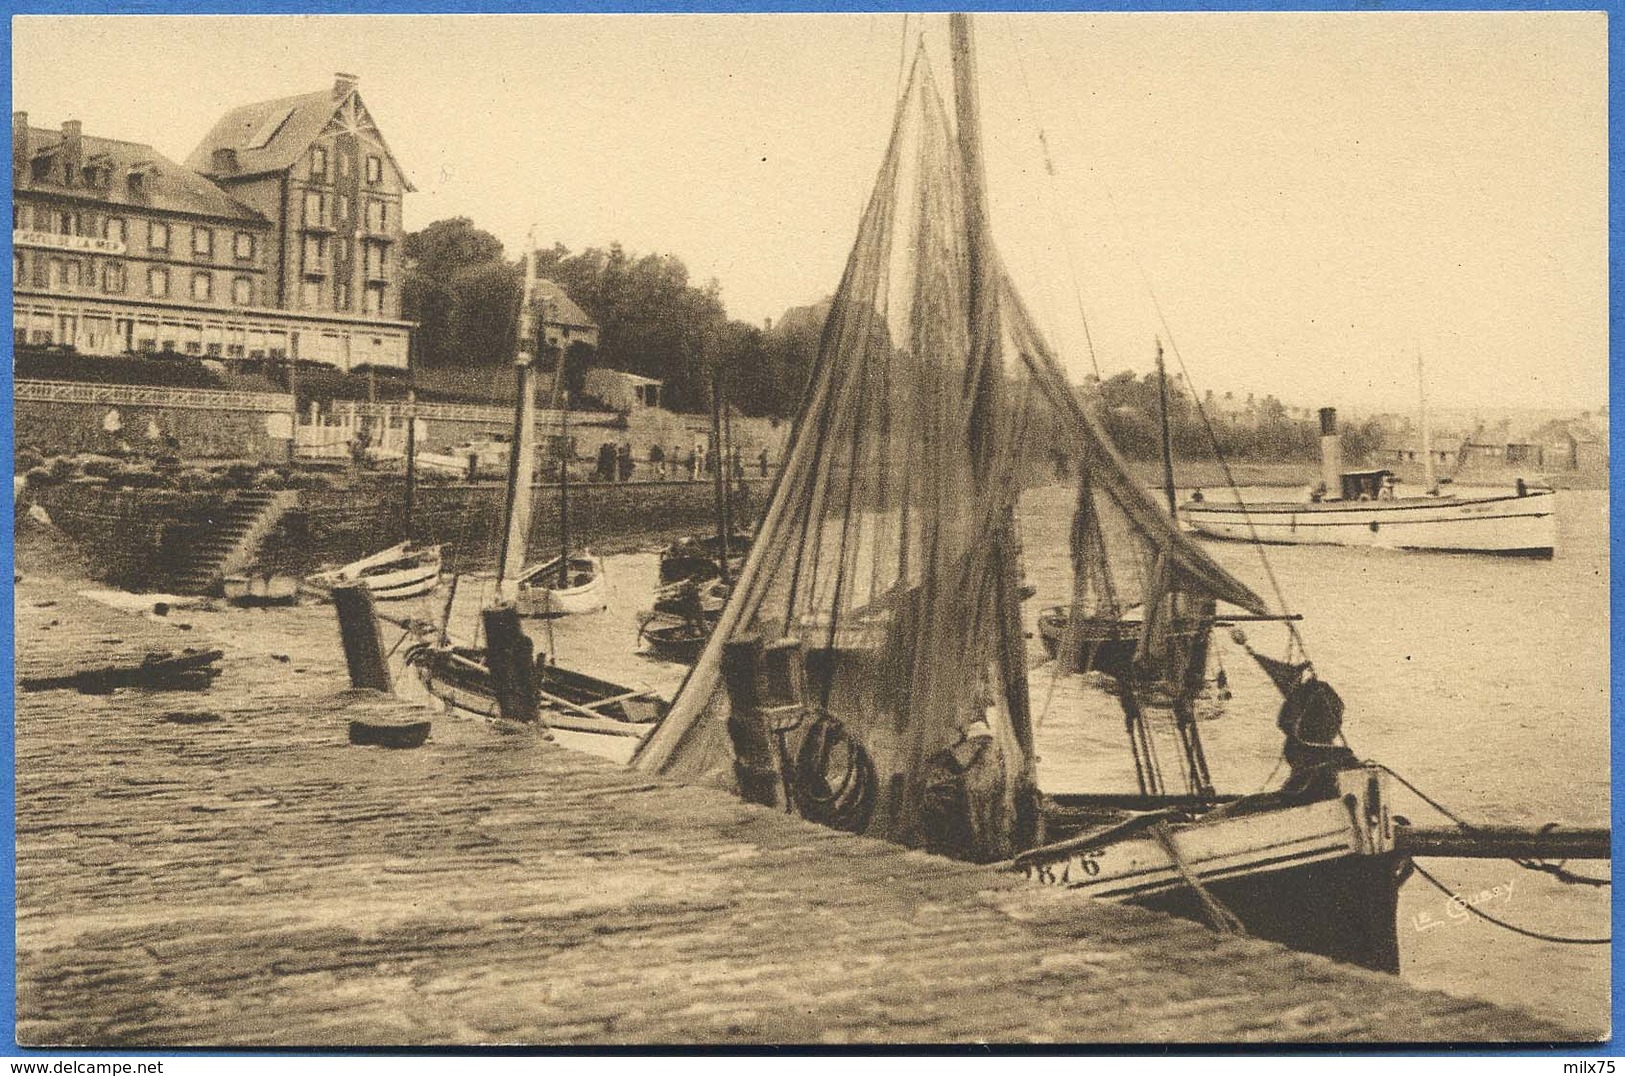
[482,604,541,724]
[333,583,391,691]
[721,637,780,807]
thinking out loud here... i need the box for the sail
[635,32,1269,858]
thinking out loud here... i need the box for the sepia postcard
[8,8,1611,1052]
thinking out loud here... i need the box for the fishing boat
[310,540,442,601]
[514,553,608,617]
[1180,407,1557,557]
[638,576,726,663]
[308,379,443,600]
[640,364,746,660]
[408,644,662,764]
[631,15,1606,973]
[392,250,658,762]
[658,533,752,586]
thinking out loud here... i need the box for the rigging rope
[1410,861,1609,946]
[999,17,1101,382]
[1012,24,1309,661]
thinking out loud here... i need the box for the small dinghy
[658,533,752,586]
[638,576,726,664]
[310,541,442,601]
[222,572,300,608]
[513,552,608,617]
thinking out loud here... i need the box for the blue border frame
[0,0,1616,1058]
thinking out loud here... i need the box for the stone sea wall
[32,477,772,589]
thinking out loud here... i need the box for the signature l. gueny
[1411,878,1515,932]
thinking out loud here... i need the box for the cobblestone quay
[14,582,1571,1046]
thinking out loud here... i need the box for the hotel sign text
[13,230,126,255]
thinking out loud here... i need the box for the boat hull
[1179,490,1555,556]
[314,543,443,600]
[407,645,661,763]
[514,554,608,617]
[1020,768,1403,972]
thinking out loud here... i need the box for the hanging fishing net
[634,42,1269,861]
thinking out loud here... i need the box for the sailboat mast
[554,303,572,589]
[1418,351,1437,495]
[1155,339,1177,516]
[710,362,733,588]
[496,253,539,600]
[950,12,1038,828]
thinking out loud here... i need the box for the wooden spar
[1395,824,1610,860]
[333,582,391,691]
[710,364,733,587]
[1418,350,1438,495]
[1154,339,1177,516]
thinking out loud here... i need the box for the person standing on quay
[759,447,770,477]
[649,443,666,479]
[617,442,634,482]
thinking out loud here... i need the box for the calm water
[1020,484,1611,1034]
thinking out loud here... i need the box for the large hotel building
[13,73,413,370]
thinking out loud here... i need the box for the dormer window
[366,155,383,184]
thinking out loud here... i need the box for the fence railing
[340,399,618,428]
[16,379,294,414]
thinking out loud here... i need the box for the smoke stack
[1319,407,1342,499]
[334,72,359,98]
[13,111,29,185]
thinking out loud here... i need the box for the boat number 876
[1027,855,1100,885]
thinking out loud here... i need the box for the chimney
[334,72,359,98]
[1318,407,1342,499]
[13,111,28,186]
[61,120,82,186]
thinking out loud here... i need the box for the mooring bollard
[333,582,391,691]
[721,637,779,807]
[482,604,541,724]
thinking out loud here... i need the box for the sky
[12,11,1608,413]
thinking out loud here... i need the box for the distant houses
[1374,414,1606,474]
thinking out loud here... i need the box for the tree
[402,218,518,369]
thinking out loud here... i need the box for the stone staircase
[172,490,299,595]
